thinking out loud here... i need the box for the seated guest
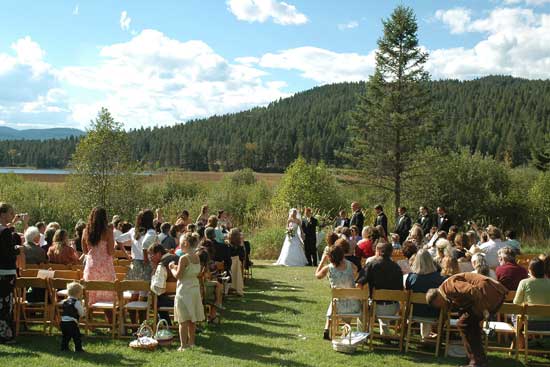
[471,253,496,279]
[453,233,468,260]
[356,242,403,335]
[504,230,520,253]
[158,222,177,251]
[496,247,528,290]
[397,240,418,275]
[71,220,86,255]
[207,215,225,244]
[47,229,80,265]
[434,239,452,266]
[42,227,56,254]
[407,225,424,247]
[390,233,401,250]
[334,238,361,275]
[208,228,231,274]
[440,255,459,277]
[375,225,388,243]
[23,226,47,265]
[35,221,46,247]
[356,226,379,259]
[405,249,446,338]
[348,225,361,252]
[320,232,339,265]
[150,245,178,324]
[479,226,507,268]
[316,245,360,340]
[513,258,550,330]
[427,273,508,367]
[333,210,350,229]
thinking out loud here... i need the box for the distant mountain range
[0,126,85,141]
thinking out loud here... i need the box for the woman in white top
[471,253,497,279]
[117,209,158,282]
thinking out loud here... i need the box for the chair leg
[405,320,412,353]
[444,322,451,357]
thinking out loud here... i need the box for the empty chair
[14,277,50,335]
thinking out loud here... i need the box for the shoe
[323,329,331,340]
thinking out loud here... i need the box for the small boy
[391,233,401,250]
[61,282,84,352]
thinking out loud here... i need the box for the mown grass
[2,262,548,366]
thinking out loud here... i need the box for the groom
[302,207,318,266]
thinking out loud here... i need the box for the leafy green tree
[343,6,434,218]
[529,171,550,234]
[272,156,343,214]
[68,107,141,218]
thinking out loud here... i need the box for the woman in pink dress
[82,207,116,314]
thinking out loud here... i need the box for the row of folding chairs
[24,263,130,273]
[330,288,550,364]
[20,269,129,281]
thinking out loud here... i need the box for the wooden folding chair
[523,304,550,365]
[243,252,253,280]
[405,292,445,356]
[119,280,152,337]
[152,281,177,330]
[114,250,129,259]
[83,280,119,338]
[24,263,42,269]
[117,259,131,267]
[46,264,72,270]
[53,270,80,280]
[114,265,129,274]
[484,302,523,360]
[48,278,82,334]
[19,269,39,277]
[330,288,369,340]
[443,310,461,357]
[369,289,408,352]
[14,277,50,335]
[71,265,84,272]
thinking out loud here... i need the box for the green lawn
[1,262,545,366]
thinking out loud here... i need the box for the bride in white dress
[274,208,308,266]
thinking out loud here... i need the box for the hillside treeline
[1,76,550,171]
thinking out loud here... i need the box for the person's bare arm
[170,255,189,279]
[315,264,329,279]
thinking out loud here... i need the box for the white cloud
[59,29,289,128]
[434,8,472,34]
[227,0,308,25]
[247,46,376,84]
[503,0,550,5]
[73,4,79,16]
[338,20,359,30]
[120,10,131,31]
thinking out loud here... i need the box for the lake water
[0,168,70,175]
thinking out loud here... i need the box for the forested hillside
[1,76,549,171]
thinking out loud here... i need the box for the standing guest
[196,205,209,227]
[60,282,84,352]
[427,273,508,367]
[356,226,379,260]
[504,230,521,253]
[175,210,191,231]
[228,228,245,296]
[158,222,177,251]
[350,202,365,234]
[316,245,360,340]
[117,210,158,283]
[405,249,446,338]
[48,229,80,265]
[394,207,412,248]
[36,221,46,247]
[150,245,178,324]
[82,207,116,321]
[169,233,205,351]
[0,203,23,344]
[333,210,350,229]
[374,205,388,238]
[496,247,528,290]
[436,207,452,232]
[356,242,403,335]
[23,226,47,265]
[417,206,432,237]
[302,207,319,267]
[513,258,550,330]
[72,221,86,255]
[479,226,507,269]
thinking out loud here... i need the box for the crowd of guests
[0,202,251,351]
[317,203,550,366]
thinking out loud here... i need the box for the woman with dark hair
[117,209,157,282]
[227,228,245,296]
[82,207,116,309]
[72,220,86,255]
[514,258,550,333]
[196,205,209,227]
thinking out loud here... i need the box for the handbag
[154,319,174,346]
[331,324,369,354]
[129,321,158,350]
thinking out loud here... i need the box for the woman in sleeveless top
[169,233,205,351]
[82,207,116,320]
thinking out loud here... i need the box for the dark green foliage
[1,76,550,171]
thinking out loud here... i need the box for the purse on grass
[154,319,174,346]
[331,324,369,354]
[129,321,158,351]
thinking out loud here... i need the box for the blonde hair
[67,282,83,299]
[441,256,459,276]
[412,249,437,275]
[472,253,490,276]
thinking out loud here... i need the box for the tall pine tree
[344,6,434,217]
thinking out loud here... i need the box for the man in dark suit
[333,209,350,229]
[350,202,364,234]
[417,206,432,236]
[302,207,318,266]
[436,206,452,232]
[373,204,388,237]
[394,207,412,244]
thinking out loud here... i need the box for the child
[61,282,85,352]
[391,233,401,250]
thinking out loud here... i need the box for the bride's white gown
[275,222,308,266]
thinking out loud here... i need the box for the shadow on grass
[7,337,144,366]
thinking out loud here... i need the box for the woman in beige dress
[169,233,204,351]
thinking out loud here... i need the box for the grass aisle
[0,262,531,366]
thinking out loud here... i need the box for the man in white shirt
[479,226,507,268]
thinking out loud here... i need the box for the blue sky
[1,0,549,130]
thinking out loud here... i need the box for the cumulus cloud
[227,0,308,25]
[243,46,376,84]
[338,20,359,30]
[434,8,472,34]
[120,11,131,31]
[502,0,550,5]
[60,29,289,128]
